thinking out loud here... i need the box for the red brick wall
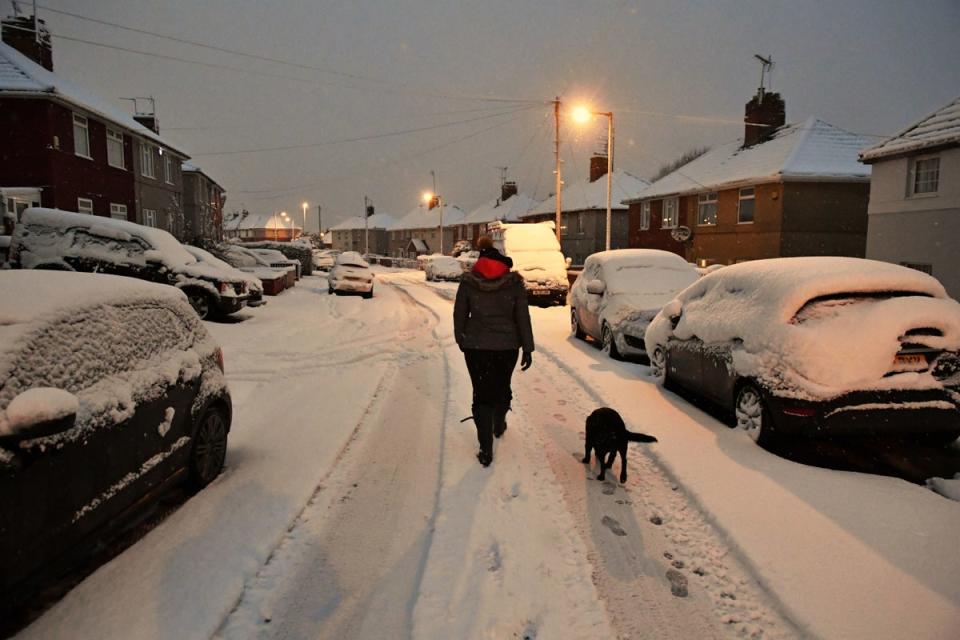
[627,197,689,258]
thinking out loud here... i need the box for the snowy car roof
[586,249,693,271]
[336,251,370,267]
[860,95,960,162]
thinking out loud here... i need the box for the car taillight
[782,406,817,417]
[215,347,224,372]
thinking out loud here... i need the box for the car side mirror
[0,388,78,444]
[586,279,605,295]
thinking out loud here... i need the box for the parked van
[487,221,569,306]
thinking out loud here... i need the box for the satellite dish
[670,226,692,243]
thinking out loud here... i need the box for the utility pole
[363,195,370,255]
[553,97,562,243]
[317,204,322,237]
[605,111,614,251]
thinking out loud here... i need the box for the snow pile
[0,387,78,437]
[926,473,960,501]
[645,257,960,399]
[427,255,462,279]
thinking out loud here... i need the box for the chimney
[134,114,160,134]
[500,180,517,202]
[743,91,785,148]
[589,155,609,182]
[2,15,53,71]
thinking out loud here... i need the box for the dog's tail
[626,430,658,443]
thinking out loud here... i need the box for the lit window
[911,157,939,195]
[109,203,127,219]
[697,192,718,226]
[661,198,678,229]
[143,208,157,227]
[140,144,156,178]
[106,129,124,168]
[738,187,755,224]
[77,197,93,214]
[640,201,650,230]
[73,114,90,158]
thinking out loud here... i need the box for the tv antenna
[495,166,509,187]
[754,54,774,97]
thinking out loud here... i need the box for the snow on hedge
[645,257,960,400]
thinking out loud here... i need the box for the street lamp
[573,105,615,251]
[301,201,308,241]
[422,190,444,255]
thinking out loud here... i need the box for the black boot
[473,404,494,467]
[493,403,509,439]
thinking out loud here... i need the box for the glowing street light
[571,104,592,124]
[301,201,308,240]
[573,104,615,251]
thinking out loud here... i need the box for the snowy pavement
[17,269,960,640]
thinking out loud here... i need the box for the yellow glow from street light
[302,201,308,208]
[571,105,592,124]
[422,191,434,204]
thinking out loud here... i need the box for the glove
[520,351,533,371]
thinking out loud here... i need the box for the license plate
[532,289,550,296]
[894,354,927,366]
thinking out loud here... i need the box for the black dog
[582,408,658,483]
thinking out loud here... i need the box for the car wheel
[189,404,229,490]
[601,323,622,360]
[734,383,775,446]
[186,289,212,320]
[571,309,586,339]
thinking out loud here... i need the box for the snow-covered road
[18,269,960,640]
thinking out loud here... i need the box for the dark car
[645,257,960,446]
[0,271,232,607]
[9,208,249,320]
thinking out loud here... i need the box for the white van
[487,221,569,306]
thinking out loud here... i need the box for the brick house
[223,210,301,242]
[330,211,396,254]
[624,91,871,266]
[387,202,466,257]
[458,182,537,247]
[181,162,226,244]
[519,158,649,266]
[0,20,188,234]
[859,96,960,298]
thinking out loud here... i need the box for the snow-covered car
[569,249,699,360]
[184,245,264,307]
[0,271,232,607]
[313,249,340,271]
[645,257,960,446]
[250,248,301,280]
[488,221,569,306]
[209,244,290,295]
[425,255,463,281]
[9,208,249,320]
[417,253,443,271]
[329,251,374,298]
[456,250,479,272]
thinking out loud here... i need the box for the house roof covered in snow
[627,117,871,203]
[329,212,397,231]
[390,203,465,231]
[463,193,538,225]
[0,41,188,156]
[224,211,301,231]
[860,96,960,162]
[524,169,649,217]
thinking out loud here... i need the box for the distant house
[625,91,871,266]
[0,18,189,236]
[387,202,466,257]
[330,211,396,255]
[520,158,649,265]
[181,162,226,244]
[859,96,960,298]
[223,210,300,242]
[459,182,538,246]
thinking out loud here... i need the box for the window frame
[73,113,91,159]
[164,154,174,184]
[109,203,128,220]
[106,128,125,169]
[697,192,718,226]
[77,197,94,214]
[660,197,678,229]
[142,208,157,227]
[737,187,756,224]
[639,201,650,230]
[140,143,156,179]
[910,155,940,196]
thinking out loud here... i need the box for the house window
[738,187,755,224]
[661,198,678,229]
[109,203,127,219]
[164,154,174,184]
[106,129,125,168]
[140,144,156,178]
[73,113,91,158]
[697,192,718,226]
[77,197,93,214]
[577,212,585,234]
[143,208,157,227]
[640,202,650,230]
[911,156,939,195]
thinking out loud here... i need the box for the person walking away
[453,235,534,467]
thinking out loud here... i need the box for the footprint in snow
[601,515,627,536]
[488,542,502,572]
[601,483,616,495]
[553,413,566,423]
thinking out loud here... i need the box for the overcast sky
[28,0,960,231]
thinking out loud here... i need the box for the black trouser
[464,349,519,455]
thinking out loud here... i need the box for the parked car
[184,245,264,307]
[209,244,290,295]
[569,249,699,360]
[313,249,340,271]
[0,271,232,607]
[456,250,479,272]
[329,251,374,298]
[425,255,463,281]
[488,221,569,306]
[10,208,249,320]
[451,239,473,257]
[250,248,301,280]
[645,257,960,446]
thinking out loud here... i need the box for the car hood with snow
[645,257,960,400]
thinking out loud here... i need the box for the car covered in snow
[9,208,249,320]
[329,251,374,298]
[569,250,699,360]
[488,221,569,306]
[313,249,340,271]
[250,248,301,280]
[209,244,291,295]
[184,245,264,307]
[425,255,463,281]
[0,271,232,606]
[456,250,479,272]
[645,257,960,445]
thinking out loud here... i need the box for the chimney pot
[500,180,517,202]
[2,15,53,71]
[743,91,785,148]
[589,155,609,182]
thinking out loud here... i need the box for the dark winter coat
[454,264,535,353]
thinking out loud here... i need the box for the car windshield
[603,265,698,297]
[792,290,932,324]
